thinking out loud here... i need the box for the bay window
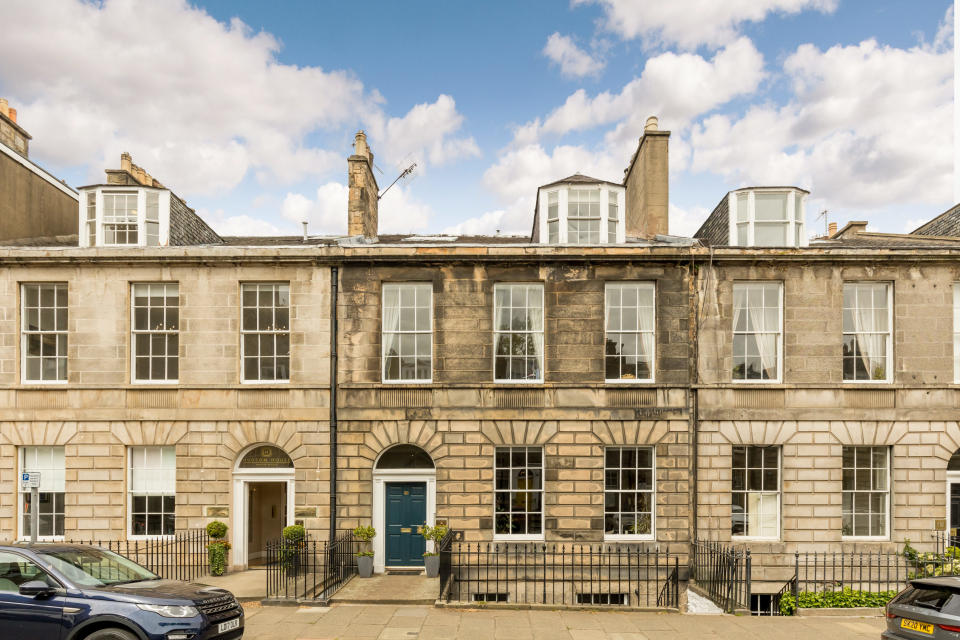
[79,187,170,248]
[728,188,808,248]
[537,182,624,245]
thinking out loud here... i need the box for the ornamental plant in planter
[281,525,306,576]
[206,521,230,576]
[420,523,449,578]
[353,525,376,578]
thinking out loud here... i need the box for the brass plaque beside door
[400,527,411,533]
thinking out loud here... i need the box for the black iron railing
[691,539,751,613]
[442,542,680,609]
[438,529,454,600]
[265,531,359,602]
[63,529,210,582]
[933,530,960,556]
[794,549,960,595]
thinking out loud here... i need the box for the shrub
[420,523,449,557]
[207,541,231,576]
[779,589,897,616]
[282,525,306,543]
[353,525,376,557]
[206,520,228,540]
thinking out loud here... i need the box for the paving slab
[332,574,439,604]
[243,603,887,640]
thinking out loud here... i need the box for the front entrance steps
[332,573,439,605]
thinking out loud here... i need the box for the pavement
[240,603,887,639]
[332,573,439,604]
[197,568,267,601]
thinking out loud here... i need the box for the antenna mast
[378,162,417,200]
[815,209,829,237]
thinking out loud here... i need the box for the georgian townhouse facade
[5,111,960,577]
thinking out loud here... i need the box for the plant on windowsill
[353,525,376,578]
[280,524,306,576]
[206,521,230,576]
[420,523,449,578]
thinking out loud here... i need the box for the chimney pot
[644,116,659,132]
[302,221,309,242]
[7,107,16,124]
[828,221,838,237]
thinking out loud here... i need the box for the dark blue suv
[0,543,243,640]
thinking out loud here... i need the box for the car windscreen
[38,548,158,587]
[892,585,960,614]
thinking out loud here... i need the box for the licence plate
[218,617,241,634]
[900,618,934,635]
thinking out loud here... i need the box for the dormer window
[536,176,625,245]
[79,187,170,248]
[729,188,808,248]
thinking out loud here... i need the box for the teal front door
[385,482,426,566]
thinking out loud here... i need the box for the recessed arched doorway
[948,450,960,544]
[232,444,295,569]
[372,444,436,573]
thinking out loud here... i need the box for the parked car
[0,543,243,640]
[883,576,960,639]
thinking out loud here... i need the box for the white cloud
[366,95,480,170]
[690,37,953,211]
[670,203,711,237]
[2,0,475,202]
[201,208,284,237]
[543,32,605,78]
[281,182,432,235]
[574,0,837,50]
[515,38,766,145]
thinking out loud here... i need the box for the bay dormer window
[536,176,625,245]
[78,187,170,247]
[728,187,808,248]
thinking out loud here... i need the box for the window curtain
[853,294,885,378]
[746,303,777,379]
[382,298,400,357]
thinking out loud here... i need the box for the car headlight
[136,604,199,618]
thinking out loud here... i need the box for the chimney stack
[0,97,31,157]
[623,115,670,237]
[347,130,379,238]
[828,221,837,238]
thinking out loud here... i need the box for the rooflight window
[729,189,807,248]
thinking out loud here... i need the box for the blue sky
[2,0,955,237]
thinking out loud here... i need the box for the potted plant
[420,523,448,578]
[353,525,376,578]
[281,524,306,576]
[206,521,230,576]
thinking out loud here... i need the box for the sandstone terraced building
[3,109,960,583]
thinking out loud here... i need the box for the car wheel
[84,628,138,640]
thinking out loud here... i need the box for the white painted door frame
[232,470,295,570]
[372,469,436,574]
[946,471,960,540]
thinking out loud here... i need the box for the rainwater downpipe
[329,266,339,542]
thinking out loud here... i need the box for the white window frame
[842,282,893,384]
[727,189,808,248]
[841,446,890,541]
[131,283,179,384]
[78,187,171,248]
[953,283,959,383]
[493,446,544,541]
[731,282,783,384]
[604,282,656,383]
[240,282,291,384]
[546,191,559,244]
[537,185,624,245]
[603,446,656,541]
[493,283,545,384]
[21,282,68,384]
[731,445,781,541]
[128,446,176,540]
[18,446,65,541]
[381,282,433,384]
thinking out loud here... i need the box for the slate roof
[812,233,960,248]
[693,194,729,246]
[912,203,960,237]
[538,173,622,190]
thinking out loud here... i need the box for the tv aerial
[378,153,419,200]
